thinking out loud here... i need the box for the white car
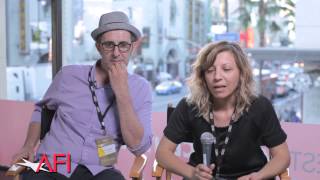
[155,80,183,95]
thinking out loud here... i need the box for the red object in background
[240,27,254,48]
[240,31,247,47]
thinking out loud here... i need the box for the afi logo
[17,153,71,173]
[38,153,71,173]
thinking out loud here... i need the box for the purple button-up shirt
[31,62,153,177]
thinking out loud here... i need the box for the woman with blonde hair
[156,41,290,180]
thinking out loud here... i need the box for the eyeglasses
[100,41,132,52]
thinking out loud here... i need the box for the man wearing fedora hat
[12,11,152,180]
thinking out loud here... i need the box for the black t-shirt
[164,96,287,179]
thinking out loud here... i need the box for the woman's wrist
[255,171,267,179]
[185,167,196,179]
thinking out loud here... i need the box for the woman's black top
[163,96,287,179]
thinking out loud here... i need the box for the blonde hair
[186,41,257,121]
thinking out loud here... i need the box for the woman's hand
[190,164,215,180]
[237,172,263,180]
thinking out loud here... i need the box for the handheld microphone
[200,132,214,167]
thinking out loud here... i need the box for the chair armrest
[279,168,291,180]
[129,154,147,179]
[152,160,164,177]
[152,160,172,180]
[5,159,27,177]
[5,165,26,176]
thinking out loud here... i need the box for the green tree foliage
[236,0,295,47]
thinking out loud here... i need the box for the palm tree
[279,0,295,46]
[280,0,295,30]
[236,0,296,94]
[237,0,283,47]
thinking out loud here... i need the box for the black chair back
[167,103,175,124]
[166,103,193,143]
[40,106,56,140]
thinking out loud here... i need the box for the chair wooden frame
[6,106,147,180]
[152,104,291,180]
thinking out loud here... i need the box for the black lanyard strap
[209,105,236,178]
[88,67,115,134]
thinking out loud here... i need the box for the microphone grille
[200,132,214,144]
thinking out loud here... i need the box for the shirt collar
[91,60,111,89]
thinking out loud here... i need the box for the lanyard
[88,67,115,135]
[209,105,236,178]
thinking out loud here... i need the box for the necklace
[209,106,236,178]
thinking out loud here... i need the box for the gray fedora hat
[91,11,141,41]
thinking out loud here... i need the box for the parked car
[275,80,290,97]
[156,72,172,82]
[154,72,173,87]
[155,80,183,95]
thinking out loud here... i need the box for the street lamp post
[224,0,229,32]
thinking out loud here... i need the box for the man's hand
[12,146,35,164]
[108,62,129,98]
[190,164,215,180]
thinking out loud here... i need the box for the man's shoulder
[61,64,90,72]
[59,64,91,77]
[128,73,151,87]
